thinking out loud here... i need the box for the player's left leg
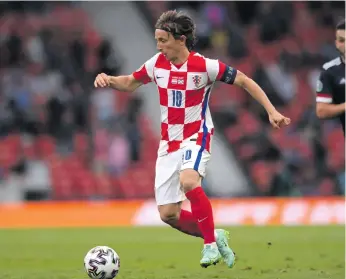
[180,168,221,267]
[155,148,234,268]
[180,145,235,268]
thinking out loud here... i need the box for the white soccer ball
[84,246,120,279]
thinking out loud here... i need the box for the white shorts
[154,143,211,206]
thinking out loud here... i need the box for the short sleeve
[316,69,333,104]
[132,53,160,85]
[205,58,237,84]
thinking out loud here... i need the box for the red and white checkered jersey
[133,52,229,156]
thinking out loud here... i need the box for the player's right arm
[94,73,142,92]
[94,53,159,92]
[315,69,345,119]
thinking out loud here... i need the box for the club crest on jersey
[192,75,202,88]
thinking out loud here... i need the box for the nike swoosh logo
[198,217,208,223]
[156,76,163,79]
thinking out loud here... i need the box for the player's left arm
[216,63,291,129]
[233,71,277,114]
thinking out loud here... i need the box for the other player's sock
[185,186,216,244]
[175,209,203,238]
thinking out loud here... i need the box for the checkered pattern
[133,52,226,156]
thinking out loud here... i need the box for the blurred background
[0,1,344,204]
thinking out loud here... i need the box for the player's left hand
[268,110,291,129]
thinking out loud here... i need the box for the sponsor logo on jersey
[171,76,184,85]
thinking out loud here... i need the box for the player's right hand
[94,73,110,88]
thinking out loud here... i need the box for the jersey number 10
[172,90,183,107]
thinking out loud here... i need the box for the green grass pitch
[0,226,344,279]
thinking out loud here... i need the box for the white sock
[204,242,217,249]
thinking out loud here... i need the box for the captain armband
[220,66,237,84]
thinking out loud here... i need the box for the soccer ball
[84,246,120,279]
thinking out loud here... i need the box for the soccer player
[316,19,345,135]
[94,10,291,268]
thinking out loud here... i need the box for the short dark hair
[336,19,345,30]
[155,10,197,51]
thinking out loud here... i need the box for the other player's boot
[200,244,222,268]
[215,229,236,268]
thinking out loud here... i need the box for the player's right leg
[155,150,203,238]
[158,203,203,238]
